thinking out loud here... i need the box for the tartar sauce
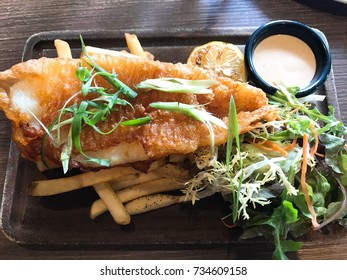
[253,34,316,88]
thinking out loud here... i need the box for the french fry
[84,34,154,60]
[125,33,154,60]
[109,163,189,191]
[109,171,160,191]
[125,33,146,58]
[54,39,72,59]
[90,177,184,219]
[169,154,187,163]
[125,194,186,215]
[152,164,190,180]
[147,158,167,171]
[90,199,110,220]
[117,177,183,202]
[85,46,138,59]
[93,182,131,225]
[110,173,140,185]
[29,166,137,196]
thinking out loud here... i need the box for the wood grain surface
[0,0,346,260]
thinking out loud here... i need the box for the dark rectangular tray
[0,28,343,254]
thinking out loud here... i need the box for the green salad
[184,85,347,260]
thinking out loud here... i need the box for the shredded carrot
[264,141,288,156]
[251,141,274,152]
[248,139,288,156]
[282,138,297,151]
[284,106,301,120]
[301,133,319,229]
[309,123,319,156]
[289,107,301,115]
[221,216,238,229]
[221,220,238,229]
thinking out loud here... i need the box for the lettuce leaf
[319,133,345,173]
[241,199,302,260]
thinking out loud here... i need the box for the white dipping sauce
[253,34,316,88]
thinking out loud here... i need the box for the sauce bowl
[244,20,331,97]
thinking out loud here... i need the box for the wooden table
[0,0,346,260]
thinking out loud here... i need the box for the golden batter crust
[0,54,276,169]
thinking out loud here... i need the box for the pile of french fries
[30,160,191,225]
[32,35,191,225]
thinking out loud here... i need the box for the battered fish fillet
[0,53,277,170]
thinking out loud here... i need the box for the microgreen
[136,78,215,94]
[80,36,137,100]
[268,85,347,138]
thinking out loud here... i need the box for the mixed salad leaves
[185,85,347,259]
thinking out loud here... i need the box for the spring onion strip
[226,97,235,172]
[227,96,244,222]
[136,78,215,94]
[120,116,151,126]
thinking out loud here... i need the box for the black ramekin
[244,20,331,97]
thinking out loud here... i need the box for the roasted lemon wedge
[187,41,246,82]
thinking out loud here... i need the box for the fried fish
[0,52,277,170]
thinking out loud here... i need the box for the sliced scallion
[226,96,243,222]
[136,78,215,94]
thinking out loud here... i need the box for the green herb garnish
[80,36,138,100]
[184,85,347,260]
[136,78,215,94]
[41,38,151,173]
[226,96,243,222]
